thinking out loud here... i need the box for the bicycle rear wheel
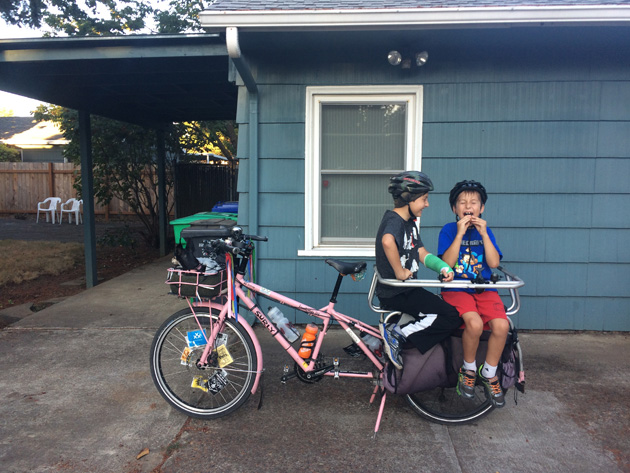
[150,307,257,419]
[405,384,494,424]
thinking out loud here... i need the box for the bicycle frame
[158,228,526,433]
[187,268,385,398]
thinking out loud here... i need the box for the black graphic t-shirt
[375,210,424,300]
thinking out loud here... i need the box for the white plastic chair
[36,197,62,224]
[59,198,83,225]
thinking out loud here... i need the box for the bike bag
[382,343,449,395]
[383,328,523,395]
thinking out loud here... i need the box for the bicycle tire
[150,307,257,419]
[405,385,494,424]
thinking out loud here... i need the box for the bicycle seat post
[330,273,344,303]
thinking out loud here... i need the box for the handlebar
[202,226,268,256]
[367,265,524,316]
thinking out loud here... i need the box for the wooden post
[48,162,54,197]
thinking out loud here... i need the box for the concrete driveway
[0,255,628,472]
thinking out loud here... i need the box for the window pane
[321,104,406,171]
[320,174,392,242]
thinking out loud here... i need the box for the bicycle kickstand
[373,391,387,439]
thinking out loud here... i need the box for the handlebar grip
[245,234,268,242]
[210,239,241,255]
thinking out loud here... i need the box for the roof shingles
[206,0,630,11]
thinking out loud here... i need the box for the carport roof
[0,34,237,127]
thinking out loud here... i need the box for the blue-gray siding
[234,26,630,330]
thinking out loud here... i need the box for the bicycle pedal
[333,357,340,379]
[281,364,297,383]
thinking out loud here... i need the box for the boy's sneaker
[478,365,505,408]
[456,367,477,399]
[379,313,404,370]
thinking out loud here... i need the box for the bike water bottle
[267,307,300,343]
[298,323,319,359]
[361,333,384,361]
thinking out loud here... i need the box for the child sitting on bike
[375,171,462,370]
[438,180,509,408]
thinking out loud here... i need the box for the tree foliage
[1,0,205,35]
[34,106,238,247]
[0,143,21,162]
[176,120,238,164]
[35,105,181,247]
[6,1,239,248]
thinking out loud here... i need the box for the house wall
[234,26,630,330]
[21,147,65,163]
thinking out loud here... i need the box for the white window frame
[299,85,424,257]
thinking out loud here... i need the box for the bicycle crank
[293,357,331,383]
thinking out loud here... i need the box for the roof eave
[199,5,630,32]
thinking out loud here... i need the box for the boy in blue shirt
[376,171,461,369]
[438,180,509,407]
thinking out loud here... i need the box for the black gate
[174,162,238,218]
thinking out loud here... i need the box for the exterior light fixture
[388,50,429,68]
[415,51,429,66]
[387,50,402,66]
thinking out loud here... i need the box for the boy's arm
[471,217,501,268]
[440,220,468,267]
[419,247,454,282]
[382,234,412,280]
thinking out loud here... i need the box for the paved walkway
[0,219,629,472]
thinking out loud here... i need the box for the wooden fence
[0,162,165,217]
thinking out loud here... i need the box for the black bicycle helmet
[448,180,488,208]
[388,171,434,201]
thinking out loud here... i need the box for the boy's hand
[396,268,413,281]
[441,268,454,282]
[470,216,488,236]
[456,216,471,235]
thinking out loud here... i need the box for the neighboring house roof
[0,117,40,139]
[201,0,630,30]
[0,118,67,149]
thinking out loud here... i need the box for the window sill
[298,246,375,258]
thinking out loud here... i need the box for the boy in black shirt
[375,171,461,368]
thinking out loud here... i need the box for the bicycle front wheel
[405,385,494,424]
[150,307,257,419]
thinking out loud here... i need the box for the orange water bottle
[298,323,318,359]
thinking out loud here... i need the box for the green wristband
[423,253,453,275]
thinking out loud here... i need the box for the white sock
[482,362,498,379]
[463,360,476,372]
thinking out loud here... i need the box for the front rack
[166,267,227,300]
[367,266,524,316]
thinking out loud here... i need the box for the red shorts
[442,291,507,328]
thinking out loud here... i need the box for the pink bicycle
[150,226,524,432]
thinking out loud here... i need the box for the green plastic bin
[170,212,238,246]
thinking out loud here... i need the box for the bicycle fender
[234,316,264,395]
